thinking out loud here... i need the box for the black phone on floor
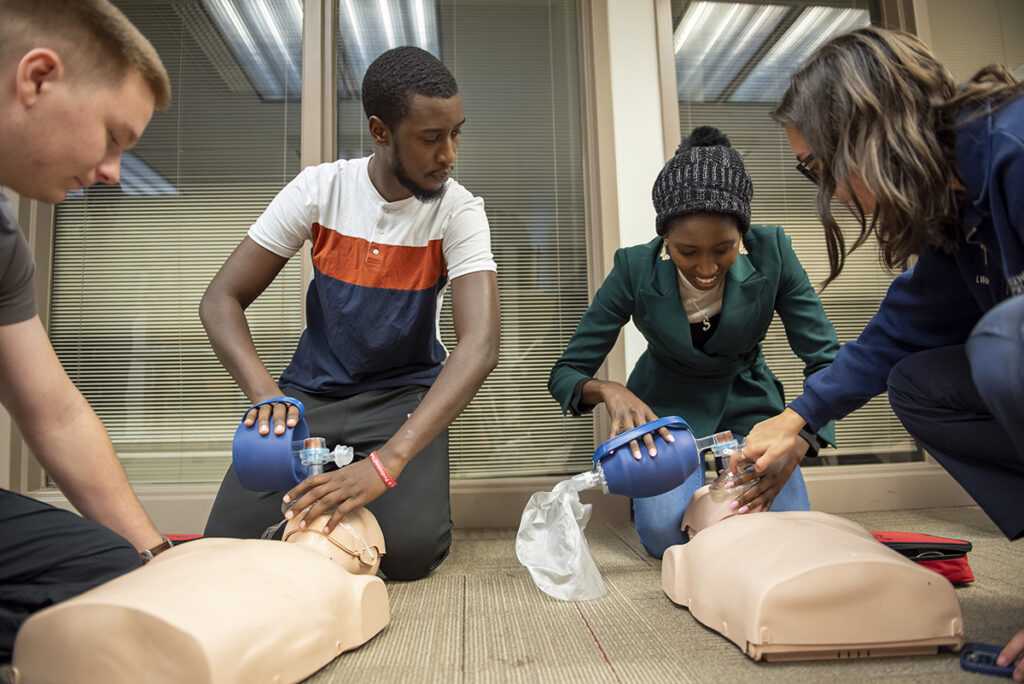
[960,642,1018,677]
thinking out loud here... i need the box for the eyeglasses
[795,153,820,185]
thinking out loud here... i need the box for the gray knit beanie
[652,126,752,235]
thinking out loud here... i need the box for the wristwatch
[139,536,173,564]
[797,428,821,458]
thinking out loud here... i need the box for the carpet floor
[304,505,1023,683]
[2,505,1019,683]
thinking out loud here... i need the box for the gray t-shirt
[0,191,37,326]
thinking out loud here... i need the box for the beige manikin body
[12,508,389,684]
[666,486,964,661]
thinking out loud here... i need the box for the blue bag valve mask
[232,397,354,492]
[592,416,701,498]
[517,417,750,601]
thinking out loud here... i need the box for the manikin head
[362,46,463,203]
[681,470,763,539]
[283,507,386,575]
[652,126,752,292]
[0,0,170,204]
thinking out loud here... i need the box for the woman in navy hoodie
[736,26,1024,676]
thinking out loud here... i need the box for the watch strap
[797,428,821,458]
[139,536,173,564]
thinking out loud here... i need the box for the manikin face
[784,124,877,214]
[4,49,155,204]
[385,93,464,202]
[663,213,742,292]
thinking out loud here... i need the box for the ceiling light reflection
[730,6,870,102]
[674,1,788,102]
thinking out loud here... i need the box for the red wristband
[369,450,397,488]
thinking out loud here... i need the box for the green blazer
[548,225,839,444]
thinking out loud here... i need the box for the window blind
[50,0,592,485]
[671,0,918,463]
[49,0,304,484]
[335,0,593,478]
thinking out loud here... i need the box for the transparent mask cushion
[265,500,377,564]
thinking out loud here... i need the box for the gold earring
[660,241,671,261]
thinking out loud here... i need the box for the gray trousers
[204,385,452,580]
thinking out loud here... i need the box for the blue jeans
[632,464,810,558]
[888,294,1024,540]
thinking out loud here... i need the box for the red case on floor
[871,531,975,583]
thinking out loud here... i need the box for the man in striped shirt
[201,46,500,580]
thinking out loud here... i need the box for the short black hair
[361,46,458,128]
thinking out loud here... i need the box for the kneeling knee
[967,324,1024,401]
[886,356,922,417]
[378,536,451,581]
[639,539,672,560]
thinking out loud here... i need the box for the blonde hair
[0,0,171,111]
[772,26,1022,287]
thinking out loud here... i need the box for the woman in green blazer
[549,127,839,557]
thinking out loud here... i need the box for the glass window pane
[336,0,593,478]
[670,0,918,465]
[49,0,304,484]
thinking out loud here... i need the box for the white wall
[604,0,668,373]
[919,0,1024,80]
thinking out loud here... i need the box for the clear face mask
[696,432,758,502]
[708,468,757,502]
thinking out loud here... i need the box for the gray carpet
[304,505,1023,683]
[1,506,1018,683]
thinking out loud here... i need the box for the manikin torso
[665,483,964,661]
[12,509,390,684]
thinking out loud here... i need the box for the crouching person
[201,46,500,580]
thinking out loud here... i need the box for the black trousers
[888,296,1024,540]
[0,489,140,659]
[204,385,452,580]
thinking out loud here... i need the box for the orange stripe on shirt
[311,223,447,291]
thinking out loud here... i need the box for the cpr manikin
[11,508,389,684]
[663,475,964,661]
[679,468,761,539]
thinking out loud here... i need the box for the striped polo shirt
[248,156,495,397]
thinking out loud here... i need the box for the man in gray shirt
[0,0,172,658]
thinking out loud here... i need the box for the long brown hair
[772,26,1022,287]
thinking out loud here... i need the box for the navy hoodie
[790,94,1024,431]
